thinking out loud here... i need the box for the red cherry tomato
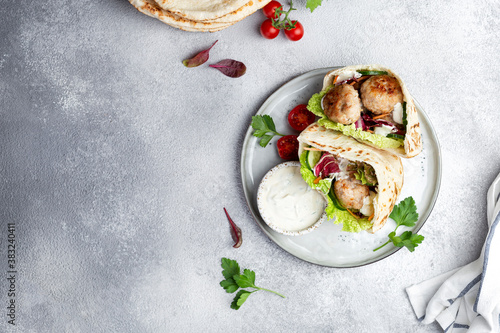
[288,104,315,131]
[262,1,282,19]
[284,21,304,41]
[260,19,280,39]
[277,135,299,160]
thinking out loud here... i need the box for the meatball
[360,75,403,115]
[323,84,362,125]
[333,178,369,210]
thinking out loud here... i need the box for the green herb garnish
[306,0,323,12]
[373,197,424,252]
[251,115,285,147]
[219,258,285,310]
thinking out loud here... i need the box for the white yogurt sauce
[336,70,362,83]
[374,124,394,137]
[259,165,326,232]
[392,102,403,124]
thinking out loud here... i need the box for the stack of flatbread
[129,0,272,32]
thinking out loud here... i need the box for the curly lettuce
[307,89,404,149]
[299,151,372,233]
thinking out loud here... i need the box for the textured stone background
[1,0,499,332]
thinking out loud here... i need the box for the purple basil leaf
[209,59,246,78]
[223,208,242,248]
[182,40,218,68]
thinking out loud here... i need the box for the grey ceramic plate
[241,67,442,267]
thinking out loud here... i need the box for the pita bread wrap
[156,0,253,21]
[129,0,270,32]
[298,123,404,233]
[307,65,422,158]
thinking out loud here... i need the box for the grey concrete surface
[1,0,499,332]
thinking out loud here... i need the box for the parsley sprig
[251,115,285,147]
[219,258,285,310]
[373,197,425,252]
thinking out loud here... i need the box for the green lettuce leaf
[299,151,332,197]
[306,89,404,149]
[352,163,377,187]
[354,170,371,186]
[299,151,372,233]
[307,89,330,118]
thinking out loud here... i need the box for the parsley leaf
[306,0,323,12]
[221,258,240,280]
[231,290,253,310]
[220,279,239,294]
[220,258,241,293]
[233,269,256,288]
[389,231,425,252]
[373,197,424,252]
[389,196,419,228]
[220,258,285,310]
[251,115,285,147]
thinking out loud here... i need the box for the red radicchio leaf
[361,113,402,133]
[355,116,366,130]
[209,59,246,78]
[314,154,340,178]
[223,208,242,248]
[182,40,218,68]
[361,113,379,128]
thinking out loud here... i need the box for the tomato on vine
[284,20,304,41]
[260,19,280,39]
[258,0,304,41]
[262,1,282,19]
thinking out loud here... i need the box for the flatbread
[298,123,404,233]
[129,0,271,32]
[130,0,232,32]
[195,1,271,24]
[156,0,251,21]
[322,65,422,158]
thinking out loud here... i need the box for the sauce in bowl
[257,161,327,236]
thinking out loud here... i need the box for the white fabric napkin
[406,172,500,332]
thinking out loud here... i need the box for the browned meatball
[323,84,362,125]
[334,178,369,210]
[360,75,403,115]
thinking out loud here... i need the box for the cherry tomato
[277,135,299,160]
[260,19,280,39]
[284,21,304,41]
[262,1,282,19]
[288,104,315,131]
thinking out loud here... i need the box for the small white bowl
[256,161,327,236]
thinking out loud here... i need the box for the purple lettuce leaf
[314,154,340,178]
[223,208,242,248]
[209,59,246,78]
[182,40,218,68]
[361,113,405,134]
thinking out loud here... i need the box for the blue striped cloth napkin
[406,172,500,332]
